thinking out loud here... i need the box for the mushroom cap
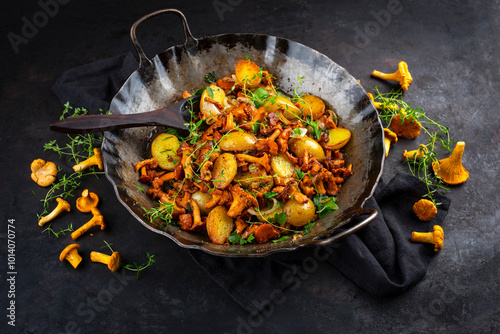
[59,244,80,261]
[76,189,99,213]
[390,113,422,139]
[31,159,57,187]
[432,141,469,185]
[108,252,122,271]
[432,225,444,252]
[56,198,71,212]
[397,61,413,91]
[413,199,438,221]
[383,128,398,143]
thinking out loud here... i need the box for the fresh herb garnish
[272,235,291,243]
[313,195,339,218]
[205,71,217,84]
[229,232,255,245]
[373,87,453,205]
[42,223,75,238]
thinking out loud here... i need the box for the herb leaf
[313,195,338,218]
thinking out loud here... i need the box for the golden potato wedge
[233,172,273,193]
[218,132,257,152]
[295,95,326,120]
[191,191,213,215]
[284,197,315,226]
[326,128,351,150]
[288,136,325,161]
[200,85,226,121]
[271,153,295,178]
[206,206,234,244]
[211,153,237,189]
[235,60,262,88]
[263,95,301,120]
[151,133,181,170]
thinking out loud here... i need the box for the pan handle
[130,9,197,68]
[310,208,378,247]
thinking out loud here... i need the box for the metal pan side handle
[130,8,197,68]
[311,208,378,247]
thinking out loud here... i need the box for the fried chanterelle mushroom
[31,159,57,187]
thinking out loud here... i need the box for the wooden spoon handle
[49,96,199,134]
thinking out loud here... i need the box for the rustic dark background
[1,1,499,333]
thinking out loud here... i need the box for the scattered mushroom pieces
[402,144,428,162]
[31,159,57,187]
[371,61,413,91]
[38,198,71,227]
[90,251,122,272]
[76,189,99,213]
[411,225,444,252]
[413,199,438,221]
[72,148,103,172]
[432,141,469,185]
[383,128,398,157]
[71,212,106,240]
[59,244,83,269]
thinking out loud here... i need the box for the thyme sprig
[38,103,105,217]
[373,87,454,204]
[42,223,75,238]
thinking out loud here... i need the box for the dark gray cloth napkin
[52,52,451,313]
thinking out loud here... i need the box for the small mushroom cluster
[40,188,121,272]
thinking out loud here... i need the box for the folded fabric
[52,53,451,313]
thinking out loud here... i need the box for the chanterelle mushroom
[371,61,413,91]
[38,198,71,227]
[59,244,82,269]
[413,199,437,221]
[411,225,444,252]
[72,148,103,172]
[227,184,259,218]
[432,141,469,185]
[383,128,398,157]
[90,251,122,271]
[31,159,57,187]
[71,212,106,240]
[76,189,99,213]
[390,112,422,139]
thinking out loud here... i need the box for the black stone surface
[1,1,499,333]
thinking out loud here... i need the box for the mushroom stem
[90,251,112,264]
[39,198,71,227]
[72,148,103,172]
[411,231,434,244]
[71,213,105,240]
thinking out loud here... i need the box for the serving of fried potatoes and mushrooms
[135,59,353,245]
